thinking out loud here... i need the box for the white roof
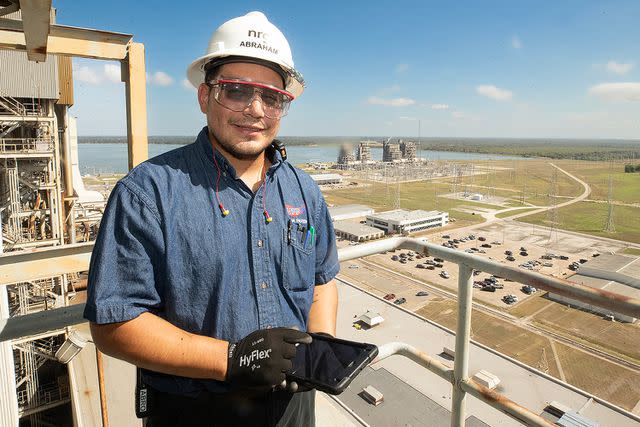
[310,173,343,181]
[368,209,446,222]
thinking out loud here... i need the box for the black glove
[226,328,311,389]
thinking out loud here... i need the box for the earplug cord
[212,143,271,223]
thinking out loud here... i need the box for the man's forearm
[90,312,228,380]
[306,279,338,336]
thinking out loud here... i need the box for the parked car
[391,255,399,261]
[520,251,528,256]
[481,243,492,248]
[559,255,569,260]
[482,284,496,292]
[348,264,359,269]
[416,264,426,269]
[440,271,450,279]
[400,259,407,264]
[505,250,513,256]
[384,293,396,300]
[415,291,429,297]
[434,257,444,262]
[478,236,486,241]
[506,256,516,261]
[394,297,407,305]
[579,258,588,264]
[442,234,451,239]
[521,285,537,294]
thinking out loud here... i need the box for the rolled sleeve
[314,197,340,285]
[84,180,165,324]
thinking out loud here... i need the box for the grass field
[560,161,640,202]
[554,342,640,411]
[623,247,640,256]
[517,201,640,244]
[415,298,561,378]
[531,303,640,362]
[414,297,640,410]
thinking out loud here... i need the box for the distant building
[548,253,638,323]
[337,144,355,164]
[399,140,417,161]
[356,142,372,163]
[328,204,374,221]
[333,220,385,242]
[366,209,449,234]
[310,173,342,185]
[382,140,402,162]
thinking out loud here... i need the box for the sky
[54,1,640,139]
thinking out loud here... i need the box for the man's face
[198,62,284,161]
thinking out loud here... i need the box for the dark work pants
[144,388,316,427]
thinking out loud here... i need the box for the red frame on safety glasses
[208,79,294,119]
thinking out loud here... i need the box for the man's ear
[197,84,210,113]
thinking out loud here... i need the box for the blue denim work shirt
[84,127,340,395]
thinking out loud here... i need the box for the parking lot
[338,226,599,310]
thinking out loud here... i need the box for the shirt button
[261,282,268,289]
[257,239,264,247]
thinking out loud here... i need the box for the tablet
[286,333,378,395]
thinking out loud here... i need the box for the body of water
[78,141,527,175]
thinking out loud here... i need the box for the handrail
[1,237,639,427]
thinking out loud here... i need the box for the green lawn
[517,201,640,244]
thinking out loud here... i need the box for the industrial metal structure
[0,2,148,425]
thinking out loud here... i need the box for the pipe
[451,264,473,427]
[96,350,109,427]
[374,342,554,427]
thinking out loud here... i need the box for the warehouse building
[549,253,639,323]
[366,209,449,234]
[328,204,374,221]
[310,173,343,185]
[334,220,385,242]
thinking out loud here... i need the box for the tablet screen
[290,337,370,385]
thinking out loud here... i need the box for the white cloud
[452,111,466,119]
[511,36,522,49]
[476,84,513,101]
[74,65,101,84]
[103,64,121,83]
[431,104,449,110]
[399,116,416,120]
[148,71,174,86]
[588,82,640,101]
[606,61,633,75]
[367,96,416,107]
[395,63,409,73]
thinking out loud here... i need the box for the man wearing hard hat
[85,11,339,426]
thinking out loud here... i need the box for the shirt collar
[196,126,285,178]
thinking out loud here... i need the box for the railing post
[452,264,474,427]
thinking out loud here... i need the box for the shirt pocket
[281,227,315,291]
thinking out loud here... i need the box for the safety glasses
[208,79,294,119]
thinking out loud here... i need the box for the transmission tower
[547,167,559,244]
[393,172,401,209]
[520,168,527,205]
[604,173,615,232]
[537,348,550,374]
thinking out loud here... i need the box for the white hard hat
[186,11,304,98]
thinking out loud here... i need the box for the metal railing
[1,238,639,426]
[0,138,54,153]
